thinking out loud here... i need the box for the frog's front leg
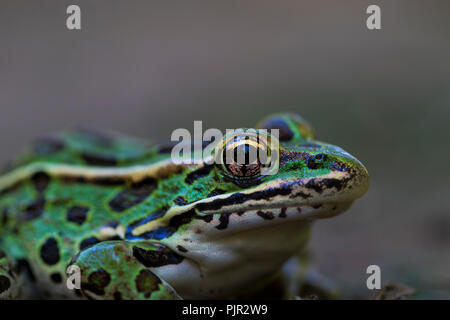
[68,241,181,300]
[282,253,339,299]
[0,249,19,299]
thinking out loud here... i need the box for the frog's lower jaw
[156,202,353,299]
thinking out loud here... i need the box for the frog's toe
[0,250,19,299]
[68,241,181,300]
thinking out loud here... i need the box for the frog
[0,113,369,300]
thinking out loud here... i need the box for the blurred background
[1,0,449,299]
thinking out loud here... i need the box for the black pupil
[233,143,257,165]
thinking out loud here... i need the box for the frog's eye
[219,133,270,179]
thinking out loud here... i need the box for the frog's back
[0,128,170,297]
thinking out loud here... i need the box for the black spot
[32,136,64,155]
[185,165,213,185]
[132,245,184,268]
[135,269,161,299]
[50,273,62,284]
[257,211,275,220]
[297,208,302,214]
[305,154,328,170]
[176,245,188,253]
[0,250,5,259]
[279,208,287,218]
[173,196,188,206]
[84,268,111,296]
[0,275,11,294]
[82,153,117,167]
[261,118,294,141]
[40,238,60,266]
[75,289,83,297]
[1,208,9,226]
[67,206,89,225]
[31,171,50,193]
[207,188,226,198]
[216,213,230,230]
[23,198,45,221]
[109,178,157,212]
[79,237,100,251]
[113,291,122,300]
[312,204,322,209]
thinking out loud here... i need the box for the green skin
[0,113,369,299]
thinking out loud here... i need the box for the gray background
[1,0,450,298]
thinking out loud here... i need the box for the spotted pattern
[40,238,60,266]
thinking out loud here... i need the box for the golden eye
[220,133,270,179]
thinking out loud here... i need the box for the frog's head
[156,113,369,297]
[174,113,369,225]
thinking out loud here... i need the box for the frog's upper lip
[193,165,369,216]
